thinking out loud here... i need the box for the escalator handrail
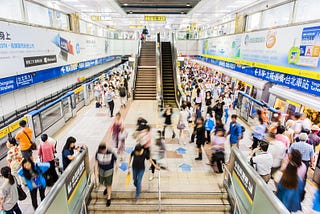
[132,40,141,98]
[159,40,163,107]
[170,40,183,109]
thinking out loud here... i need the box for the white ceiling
[36,0,269,30]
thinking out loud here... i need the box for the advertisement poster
[202,23,320,80]
[0,21,109,79]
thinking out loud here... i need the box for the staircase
[134,41,157,100]
[161,42,176,107]
[88,190,230,213]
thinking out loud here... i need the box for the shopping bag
[125,172,131,187]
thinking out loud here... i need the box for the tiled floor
[5,98,319,213]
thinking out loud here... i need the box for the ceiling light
[74,4,87,8]
[186,3,190,7]
[123,3,128,6]
[181,11,184,14]
[129,11,133,14]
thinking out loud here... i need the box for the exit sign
[144,16,166,21]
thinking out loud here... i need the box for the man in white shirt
[301,113,312,132]
[248,142,273,183]
[266,134,287,175]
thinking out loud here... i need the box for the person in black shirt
[213,96,225,120]
[95,144,117,207]
[194,117,206,160]
[162,104,176,138]
[128,144,159,201]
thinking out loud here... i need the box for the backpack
[95,102,101,108]
[236,123,245,139]
[119,87,126,97]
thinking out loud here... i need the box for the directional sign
[119,162,128,172]
[176,147,186,155]
[179,163,191,172]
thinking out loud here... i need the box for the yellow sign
[286,99,301,107]
[144,16,166,21]
[9,117,27,133]
[74,86,84,94]
[201,54,320,80]
[91,16,111,21]
[0,127,9,139]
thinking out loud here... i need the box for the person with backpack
[118,84,127,108]
[0,166,22,214]
[105,87,116,117]
[226,114,243,148]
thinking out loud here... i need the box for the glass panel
[25,1,52,27]
[0,0,23,21]
[261,2,294,28]
[55,11,69,30]
[62,97,72,121]
[274,98,286,112]
[79,20,87,34]
[33,114,42,137]
[295,0,320,23]
[246,12,261,31]
[240,96,251,121]
[40,103,62,131]
[75,91,85,105]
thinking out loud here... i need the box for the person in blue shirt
[276,162,304,212]
[251,117,267,150]
[18,158,50,210]
[204,112,215,143]
[312,182,320,213]
[226,114,242,148]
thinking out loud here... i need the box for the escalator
[161,42,176,107]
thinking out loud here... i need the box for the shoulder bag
[15,177,27,201]
[23,130,37,150]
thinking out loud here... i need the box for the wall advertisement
[197,55,320,97]
[202,23,320,80]
[0,21,110,79]
[0,20,119,95]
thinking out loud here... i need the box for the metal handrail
[170,35,181,108]
[158,34,164,110]
[223,164,242,214]
[158,170,161,214]
[132,40,141,98]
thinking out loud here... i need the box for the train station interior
[0,0,320,213]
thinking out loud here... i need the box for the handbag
[177,123,186,130]
[17,182,27,201]
[23,131,37,150]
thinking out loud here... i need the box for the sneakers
[106,199,111,207]
[103,188,107,196]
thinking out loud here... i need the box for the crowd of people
[178,60,320,213]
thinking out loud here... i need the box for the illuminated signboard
[144,16,166,21]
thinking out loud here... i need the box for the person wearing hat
[128,144,160,202]
[309,125,320,150]
[288,132,314,179]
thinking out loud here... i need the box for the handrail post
[158,169,161,214]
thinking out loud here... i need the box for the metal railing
[132,40,141,99]
[223,164,242,214]
[158,170,161,213]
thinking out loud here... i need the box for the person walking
[162,104,175,138]
[251,118,267,150]
[208,129,226,173]
[38,134,58,186]
[204,112,215,144]
[6,138,22,185]
[128,144,160,202]
[149,131,166,181]
[111,113,123,151]
[194,117,206,160]
[118,84,127,108]
[226,114,242,148]
[177,105,189,145]
[95,144,117,207]
[105,87,116,117]
[276,162,304,212]
[15,120,33,160]
[0,166,22,214]
[18,158,50,210]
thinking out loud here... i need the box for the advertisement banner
[0,21,109,79]
[197,56,320,97]
[202,23,320,80]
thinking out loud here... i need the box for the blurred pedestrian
[6,138,22,185]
